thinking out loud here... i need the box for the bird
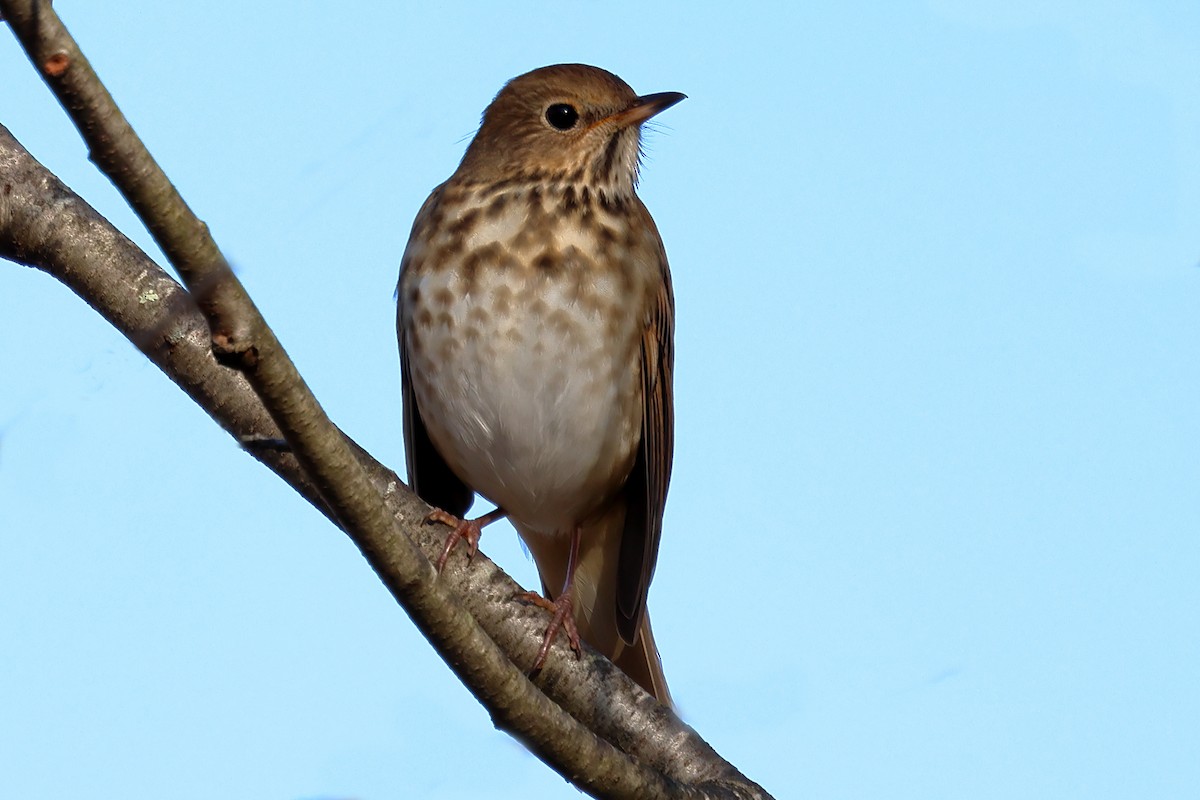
[396,64,683,705]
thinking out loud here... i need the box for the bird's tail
[517,508,671,706]
[611,610,671,706]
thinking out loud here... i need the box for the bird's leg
[426,506,506,572]
[516,526,584,671]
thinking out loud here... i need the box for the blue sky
[2,2,1198,798]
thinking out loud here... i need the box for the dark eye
[545,103,580,130]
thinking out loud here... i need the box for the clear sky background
[2,2,1197,798]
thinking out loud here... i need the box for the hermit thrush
[397,64,683,704]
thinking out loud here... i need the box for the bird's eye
[545,103,580,131]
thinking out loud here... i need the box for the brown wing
[615,248,675,645]
[397,188,473,518]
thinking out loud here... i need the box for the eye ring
[545,103,580,131]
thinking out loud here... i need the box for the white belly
[405,261,643,534]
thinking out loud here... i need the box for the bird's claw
[515,589,582,671]
[426,509,483,572]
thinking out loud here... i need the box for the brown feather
[616,214,675,644]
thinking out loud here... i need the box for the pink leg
[426,506,506,572]
[516,526,583,671]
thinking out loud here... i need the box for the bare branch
[1,3,773,798]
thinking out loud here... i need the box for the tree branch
[1,2,772,798]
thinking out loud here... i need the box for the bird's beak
[607,91,687,129]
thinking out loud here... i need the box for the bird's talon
[516,589,582,671]
[426,510,483,573]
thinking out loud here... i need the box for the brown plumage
[397,64,683,704]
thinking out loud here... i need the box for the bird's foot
[515,588,582,671]
[425,507,505,572]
